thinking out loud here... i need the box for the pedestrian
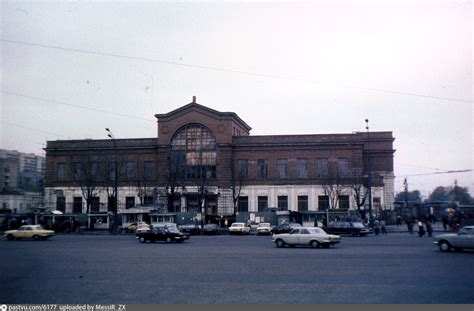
[426,220,433,237]
[406,218,414,234]
[374,220,380,235]
[396,216,402,226]
[417,220,425,237]
[380,220,387,235]
[442,215,448,231]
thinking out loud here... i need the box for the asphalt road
[1,232,473,304]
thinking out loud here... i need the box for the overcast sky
[1,0,472,197]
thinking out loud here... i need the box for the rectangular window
[338,158,349,177]
[338,195,350,209]
[57,163,66,181]
[143,161,154,181]
[91,197,100,213]
[108,196,116,212]
[91,162,100,181]
[257,159,268,179]
[278,196,288,210]
[277,159,288,179]
[107,162,116,181]
[318,195,329,211]
[238,196,249,212]
[238,159,248,179]
[73,162,83,181]
[258,196,268,212]
[73,197,83,213]
[125,197,135,209]
[298,195,308,212]
[56,197,66,213]
[126,161,137,181]
[297,159,308,178]
[144,195,154,206]
[317,158,329,178]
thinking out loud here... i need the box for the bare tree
[320,161,350,210]
[230,155,245,218]
[166,150,185,212]
[349,167,368,216]
[71,154,101,215]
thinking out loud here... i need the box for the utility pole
[106,128,119,234]
[365,119,373,226]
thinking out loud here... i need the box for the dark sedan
[324,222,373,237]
[136,226,187,243]
[271,223,301,235]
[202,224,219,235]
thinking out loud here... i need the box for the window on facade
[143,161,154,181]
[317,158,329,178]
[57,163,66,181]
[91,162,100,181]
[126,161,137,181]
[91,197,100,213]
[56,197,66,213]
[107,162,116,181]
[257,159,268,179]
[170,124,217,180]
[238,159,248,179]
[238,196,249,212]
[277,159,288,179]
[186,195,199,212]
[338,195,350,209]
[108,196,116,212]
[125,196,135,209]
[298,195,308,212]
[144,195,154,206]
[73,162,83,181]
[298,159,308,178]
[318,195,329,211]
[278,196,288,210]
[338,158,349,177]
[73,197,83,213]
[258,196,268,212]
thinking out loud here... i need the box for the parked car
[271,223,301,235]
[324,221,373,237]
[433,225,474,252]
[136,226,187,243]
[256,223,272,235]
[180,223,201,235]
[229,222,251,235]
[272,227,341,248]
[202,223,219,235]
[5,225,55,241]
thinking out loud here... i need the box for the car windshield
[167,227,180,233]
[32,225,44,230]
[259,223,270,227]
[232,223,243,227]
[353,223,365,228]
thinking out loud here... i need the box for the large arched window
[170,124,217,180]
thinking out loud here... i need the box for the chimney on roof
[192,96,196,103]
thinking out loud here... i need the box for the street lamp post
[106,128,118,234]
[365,119,373,226]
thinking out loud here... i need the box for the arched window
[170,124,217,180]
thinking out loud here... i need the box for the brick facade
[44,102,395,223]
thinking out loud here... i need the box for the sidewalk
[385,223,446,233]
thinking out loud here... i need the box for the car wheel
[6,234,14,241]
[166,237,172,243]
[438,240,451,252]
[139,237,146,243]
[275,239,285,248]
[33,235,40,241]
[310,240,320,248]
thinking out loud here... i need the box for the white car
[229,222,251,235]
[5,225,55,241]
[272,227,341,248]
[433,226,474,252]
[256,223,272,235]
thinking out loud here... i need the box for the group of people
[405,218,434,237]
